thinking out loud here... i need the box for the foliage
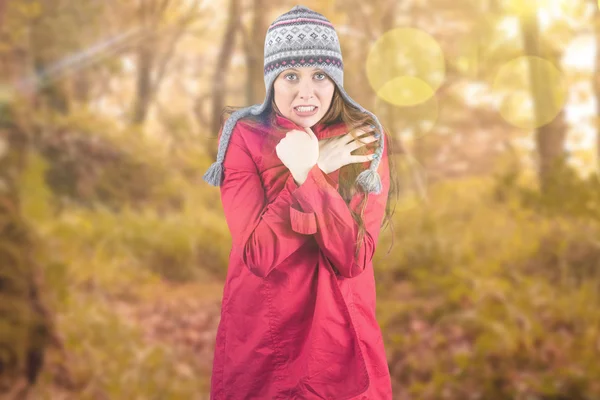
[23,108,185,212]
[494,157,600,221]
[375,171,600,400]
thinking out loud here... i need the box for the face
[273,67,335,128]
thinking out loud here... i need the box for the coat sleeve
[290,134,391,279]
[219,124,316,278]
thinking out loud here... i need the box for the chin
[290,113,324,128]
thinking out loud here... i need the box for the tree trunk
[210,0,240,142]
[245,0,266,106]
[593,2,600,177]
[30,1,70,115]
[131,0,197,126]
[132,39,153,124]
[0,3,60,393]
[0,0,7,28]
[519,11,567,193]
[381,0,397,134]
[0,107,50,399]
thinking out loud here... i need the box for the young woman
[203,5,399,399]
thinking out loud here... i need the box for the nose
[298,80,315,101]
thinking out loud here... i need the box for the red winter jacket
[210,112,393,400]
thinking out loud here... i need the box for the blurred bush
[374,167,600,400]
[29,108,184,212]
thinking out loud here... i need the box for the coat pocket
[301,269,370,399]
[290,205,317,235]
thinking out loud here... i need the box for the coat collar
[275,112,347,140]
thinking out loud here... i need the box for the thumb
[304,126,317,141]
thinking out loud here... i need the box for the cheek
[273,84,293,105]
[320,84,335,105]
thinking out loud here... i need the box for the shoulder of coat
[235,117,266,134]
[226,117,269,153]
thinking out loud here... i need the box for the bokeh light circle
[492,56,567,129]
[366,28,445,107]
[374,93,439,140]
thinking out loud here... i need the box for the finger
[343,124,376,142]
[349,154,377,163]
[348,131,379,145]
[348,134,379,151]
[358,124,378,138]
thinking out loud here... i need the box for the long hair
[220,85,400,258]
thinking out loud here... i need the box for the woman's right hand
[275,127,319,181]
[317,124,380,174]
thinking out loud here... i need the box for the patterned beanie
[203,4,385,194]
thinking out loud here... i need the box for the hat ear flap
[203,106,255,187]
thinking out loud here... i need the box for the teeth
[296,106,316,112]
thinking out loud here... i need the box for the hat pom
[356,168,382,194]
[203,161,224,186]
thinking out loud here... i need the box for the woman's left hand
[317,124,379,174]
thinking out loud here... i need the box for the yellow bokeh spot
[375,94,439,140]
[376,76,434,107]
[506,0,538,15]
[507,0,570,15]
[366,28,445,107]
[493,56,566,129]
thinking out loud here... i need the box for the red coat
[210,112,393,399]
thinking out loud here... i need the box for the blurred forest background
[1,0,600,399]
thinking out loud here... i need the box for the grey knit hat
[203,4,385,194]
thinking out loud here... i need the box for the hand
[275,127,319,181]
[317,124,380,174]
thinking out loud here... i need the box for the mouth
[293,105,318,116]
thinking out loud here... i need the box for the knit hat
[203,4,385,194]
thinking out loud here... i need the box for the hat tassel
[203,161,224,186]
[356,168,382,194]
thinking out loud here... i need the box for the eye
[283,72,327,81]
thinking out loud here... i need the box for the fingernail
[374,133,380,138]
[370,124,375,129]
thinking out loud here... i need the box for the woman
[203,5,399,399]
